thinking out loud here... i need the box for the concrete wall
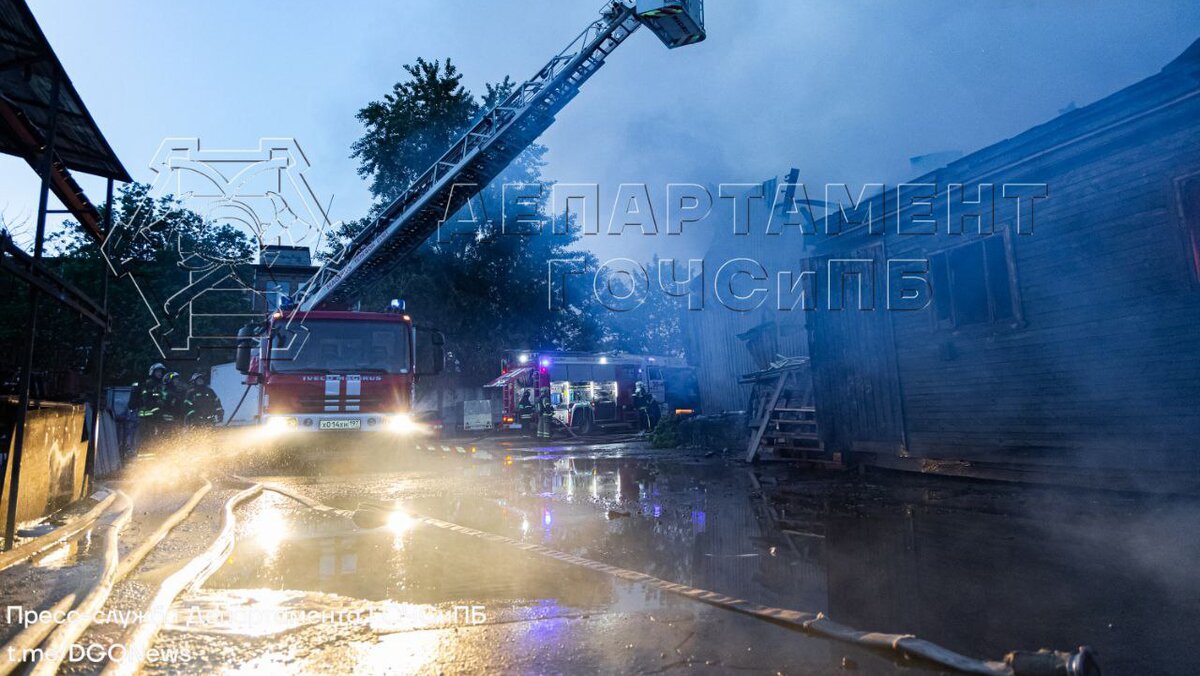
[0,400,89,533]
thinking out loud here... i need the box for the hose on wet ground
[235,478,1098,676]
[0,489,116,573]
[550,416,579,438]
[0,488,127,676]
[0,593,76,676]
[391,512,1096,676]
[102,482,262,676]
[114,480,213,581]
[28,491,133,676]
[0,480,213,675]
[441,427,647,449]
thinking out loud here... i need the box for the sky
[2,0,1199,259]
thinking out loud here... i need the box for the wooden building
[682,179,809,415]
[803,38,1200,485]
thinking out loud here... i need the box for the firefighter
[131,363,167,418]
[160,371,187,430]
[516,390,536,432]
[632,382,658,432]
[128,362,169,453]
[184,372,224,427]
[536,388,554,440]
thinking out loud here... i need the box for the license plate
[319,419,361,430]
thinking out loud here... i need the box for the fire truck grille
[297,394,392,412]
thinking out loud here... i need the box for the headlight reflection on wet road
[387,509,415,535]
[243,494,291,561]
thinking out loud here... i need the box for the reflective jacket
[131,377,166,418]
[632,389,652,411]
[516,396,535,420]
[184,386,224,425]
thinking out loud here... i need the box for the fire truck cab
[486,350,699,433]
[235,303,444,440]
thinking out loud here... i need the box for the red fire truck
[234,302,444,440]
[222,1,705,441]
[485,350,699,433]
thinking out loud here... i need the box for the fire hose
[0,594,76,676]
[0,481,212,675]
[223,384,253,427]
[232,477,1099,676]
[28,491,133,676]
[115,480,213,581]
[102,482,262,676]
[0,488,126,676]
[0,489,116,573]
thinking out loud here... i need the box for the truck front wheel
[574,410,594,435]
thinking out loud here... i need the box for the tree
[351,58,480,205]
[339,59,605,387]
[3,183,258,389]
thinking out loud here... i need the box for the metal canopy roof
[483,367,535,389]
[0,0,130,182]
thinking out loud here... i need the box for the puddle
[214,452,1200,674]
[206,489,662,615]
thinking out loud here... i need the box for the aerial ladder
[300,0,706,310]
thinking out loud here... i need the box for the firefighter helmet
[148,362,167,377]
[189,372,208,386]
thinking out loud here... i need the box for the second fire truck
[485,350,700,433]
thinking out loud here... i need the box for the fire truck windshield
[269,320,411,374]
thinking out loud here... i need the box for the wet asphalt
[168,432,1200,674]
[6,431,1199,674]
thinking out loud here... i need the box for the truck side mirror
[415,326,446,376]
[236,323,259,375]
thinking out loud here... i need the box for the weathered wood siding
[806,45,1200,471]
[682,306,761,413]
[684,187,810,415]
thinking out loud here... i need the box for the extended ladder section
[302,4,647,310]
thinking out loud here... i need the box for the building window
[266,281,291,306]
[1179,175,1200,282]
[929,234,1019,329]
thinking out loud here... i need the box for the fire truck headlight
[264,416,298,434]
[388,413,417,434]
